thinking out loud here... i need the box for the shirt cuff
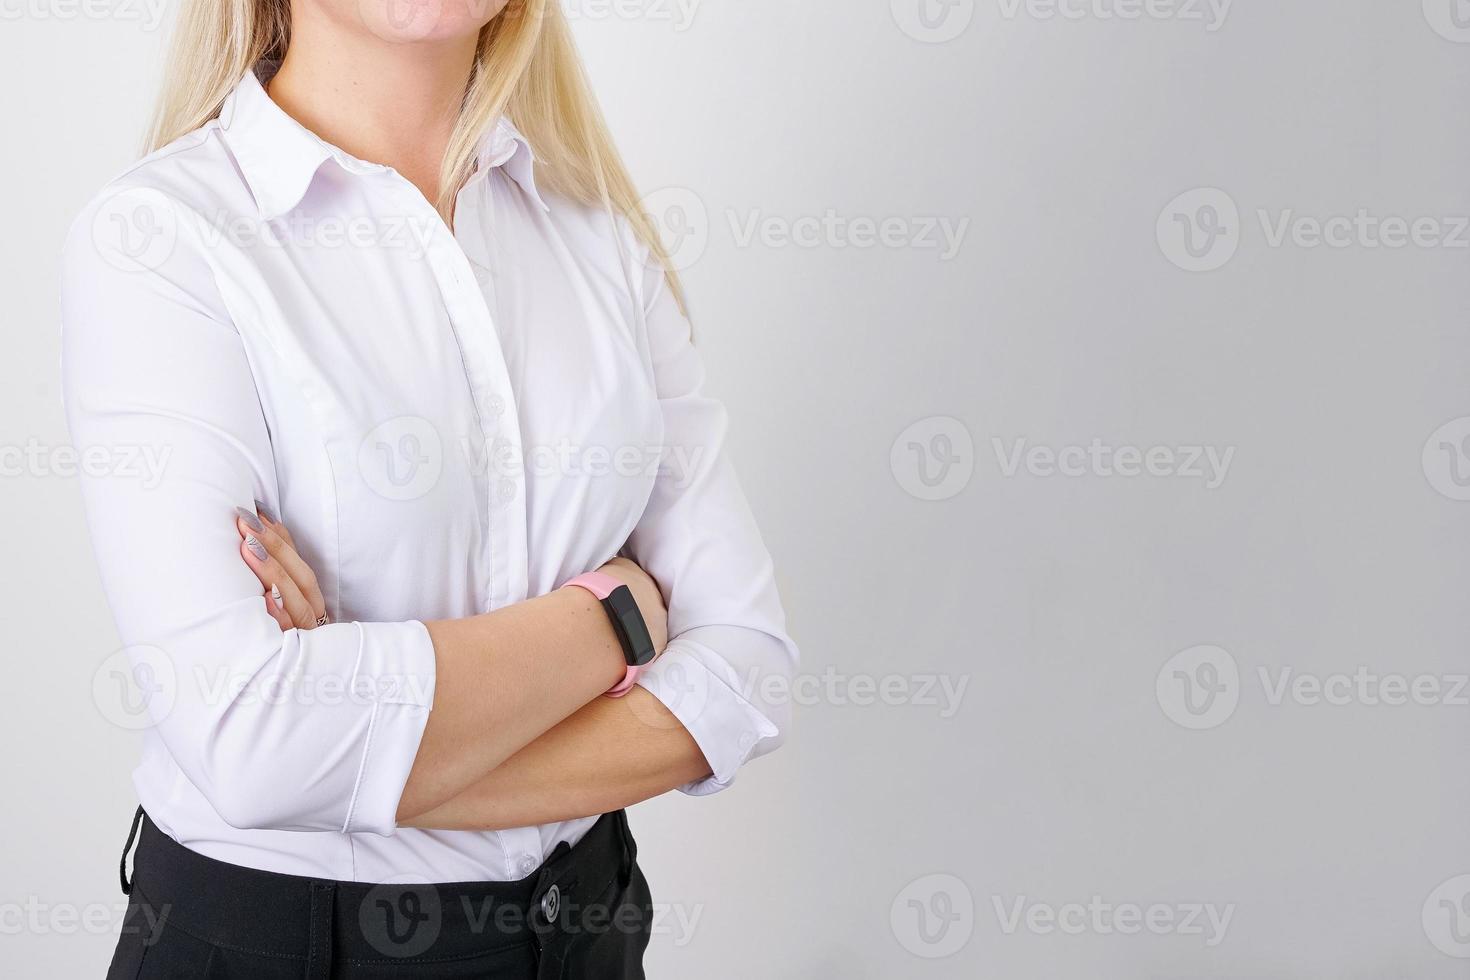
[637,637,780,796]
[341,620,437,836]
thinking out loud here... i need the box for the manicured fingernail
[245,536,268,561]
[271,584,285,610]
[236,506,264,534]
[254,500,275,524]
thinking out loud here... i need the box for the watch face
[606,585,657,666]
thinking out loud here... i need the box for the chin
[357,0,511,45]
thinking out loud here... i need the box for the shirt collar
[475,115,549,213]
[219,66,549,221]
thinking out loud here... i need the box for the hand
[592,557,670,654]
[234,505,329,631]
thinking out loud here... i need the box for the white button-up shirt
[61,67,796,882]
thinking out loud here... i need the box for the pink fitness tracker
[563,571,657,698]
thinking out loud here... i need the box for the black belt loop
[614,809,637,887]
[306,881,336,979]
[118,806,145,896]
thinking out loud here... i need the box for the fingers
[255,501,295,549]
[235,508,326,625]
[262,585,293,631]
[241,538,319,629]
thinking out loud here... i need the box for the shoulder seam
[103,121,224,188]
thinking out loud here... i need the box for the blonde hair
[146,0,681,307]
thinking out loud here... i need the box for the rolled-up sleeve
[625,257,799,795]
[60,190,435,835]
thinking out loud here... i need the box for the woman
[61,1,797,975]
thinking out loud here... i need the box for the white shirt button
[518,855,537,876]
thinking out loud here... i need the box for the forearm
[395,587,628,822]
[403,687,711,831]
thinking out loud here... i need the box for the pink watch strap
[604,668,643,698]
[564,572,645,698]
[564,571,621,601]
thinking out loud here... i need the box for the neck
[267,10,480,205]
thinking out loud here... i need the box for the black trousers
[107,808,653,979]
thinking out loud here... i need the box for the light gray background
[4,0,1470,976]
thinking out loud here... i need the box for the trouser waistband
[123,808,637,970]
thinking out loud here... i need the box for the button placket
[406,182,530,611]
[384,176,535,889]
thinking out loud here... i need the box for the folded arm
[404,689,710,831]
[61,196,664,833]
[232,242,799,829]
[410,242,800,827]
